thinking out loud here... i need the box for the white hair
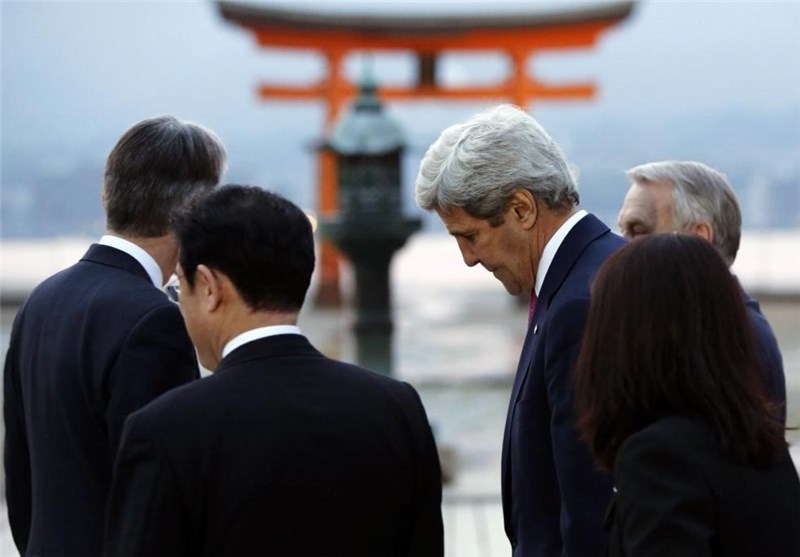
[415,104,579,224]
[626,160,742,265]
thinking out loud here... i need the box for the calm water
[5,259,797,487]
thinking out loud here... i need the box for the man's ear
[195,264,222,313]
[509,189,537,230]
[689,222,714,244]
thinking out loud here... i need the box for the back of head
[104,116,227,237]
[576,234,784,469]
[415,104,579,223]
[176,185,315,313]
[626,161,741,265]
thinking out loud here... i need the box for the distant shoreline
[4,231,798,306]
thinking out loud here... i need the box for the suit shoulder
[583,228,625,263]
[745,303,780,346]
[125,374,211,435]
[277,355,424,413]
[129,358,424,439]
[18,262,82,307]
[618,416,715,463]
[324,358,419,398]
[559,229,624,295]
[14,269,176,352]
[633,415,712,440]
[92,275,178,329]
[29,259,169,311]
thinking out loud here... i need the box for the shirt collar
[534,210,588,296]
[99,235,163,288]
[222,325,303,359]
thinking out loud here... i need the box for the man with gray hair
[416,104,625,556]
[618,160,786,421]
[4,116,227,556]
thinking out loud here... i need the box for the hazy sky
[2,0,799,195]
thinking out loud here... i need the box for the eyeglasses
[164,274,181,303]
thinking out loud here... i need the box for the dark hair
[176,185,315,313]
[104,115,227,237]
[576,234,785,470]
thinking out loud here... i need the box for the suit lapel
[80,244,152,283]
[537,213,609,312]
[501,213,610,520]
[507,214,608,408]
[501,321,537,517]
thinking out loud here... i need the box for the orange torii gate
[217,0,635,306]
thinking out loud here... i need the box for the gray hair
[626,161,741,265]
[104,115,227,237]
[415,104,579,224]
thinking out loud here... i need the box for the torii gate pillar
[316,50,347,306]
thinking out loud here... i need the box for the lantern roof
[330,70,405,156]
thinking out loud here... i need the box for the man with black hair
[105,185,444,556]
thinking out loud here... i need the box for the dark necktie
[528,289,538,323]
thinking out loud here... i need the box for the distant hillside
[2,106,798,238]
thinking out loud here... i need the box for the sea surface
[1,233,798,556]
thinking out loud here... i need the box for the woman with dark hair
[576,234,799,556]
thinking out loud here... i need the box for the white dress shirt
[99,235,163,288]
[222,325,303,359]
[534,210,588,296]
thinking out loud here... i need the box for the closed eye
[621,225,650,240]
[451,231,477,244]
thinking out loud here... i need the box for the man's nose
[456,240,479,268]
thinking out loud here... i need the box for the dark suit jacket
[743,292,787,423]
[607,415,800,556]
[104,334,444,557]
[3,244,199,556]
[502,214,625,557]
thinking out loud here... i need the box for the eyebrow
[446,227,475,238]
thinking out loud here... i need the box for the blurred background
[2,1,799,555]
[3,0,800,234]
